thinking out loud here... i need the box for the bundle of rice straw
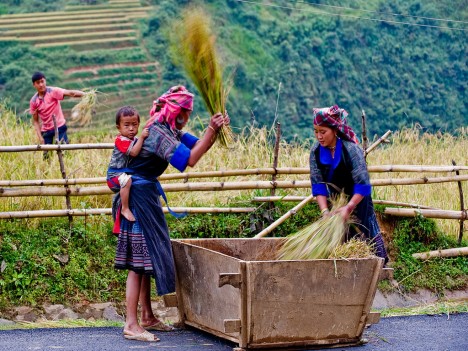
[70,88,97,127]
[171,6,234,147]
[328,238,375,259]
[278,193,349,260]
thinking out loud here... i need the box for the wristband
[208,125,216,133]
[320,208,329,214]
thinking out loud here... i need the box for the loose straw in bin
[171,6,234,147]
[278,193,350,260]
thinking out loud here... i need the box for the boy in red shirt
[107,106,149,222]
[30,71,85,146]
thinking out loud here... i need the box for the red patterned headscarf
[145,85,194,129]
[313,105,359,144]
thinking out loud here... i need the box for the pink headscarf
[145,86,194,129]
[313,105,359,144]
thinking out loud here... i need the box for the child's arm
[128,128,149,157]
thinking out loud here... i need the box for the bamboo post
[254,194,315,238]
[452,160,466,245]
[271,122,281,196]
[52,114,73,226]
[365,130,392,154]
[361,109,368,158]
[269,122,281,217]
[412,247,468,260]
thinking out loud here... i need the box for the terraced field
[61,61,162,129]
[0,0,148,50]
[0,0,163,131]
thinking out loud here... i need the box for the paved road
[0,313,466,351]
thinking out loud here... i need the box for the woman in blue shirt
[112,86,229,342]
[310,105,388,263]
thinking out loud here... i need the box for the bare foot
[121,208,136,222]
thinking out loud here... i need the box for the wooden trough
[166,238,384,350]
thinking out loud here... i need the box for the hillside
[0,0,466,140]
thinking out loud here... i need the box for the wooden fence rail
[1,143,467,243]
[0,207,256,219]
[2,175,468,197]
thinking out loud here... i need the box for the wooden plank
[355,258,384,337]
[379,267,394,281]
[162,294,178,308]
[366,312,381,325]
[219,273,242,288]
[224,319,241,333]
[171,240,242,341]
[245,258,380,344]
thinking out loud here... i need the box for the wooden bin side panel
[172,241,242,341]
[176,238,285,261]
[245,258,381,346]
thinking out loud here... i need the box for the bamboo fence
[0,143,466,244]
[2,175,467,197]
[0,207,256,219]
[2,166,468,187]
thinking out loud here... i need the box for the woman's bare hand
[209,112,225,131]
[334,205,353,221]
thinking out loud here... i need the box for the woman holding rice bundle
[113,86,229,342]
[309,105,388,264]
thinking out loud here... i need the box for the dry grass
[70,89,98,127]
[0,101,466,239]
[328,238,375,259]
[368,127,468,236]
[278,194,349,260]
[171,6,234,147]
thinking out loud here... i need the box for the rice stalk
[70,89,98,127]
[278,193,349,260]
[171,6,234,147]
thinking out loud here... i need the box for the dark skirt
[115,213,154,275]
[113,179,176,295]
[347,195,388,262]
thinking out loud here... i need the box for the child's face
[117,114,140,139]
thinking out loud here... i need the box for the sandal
[123,329,160,342]
[141,320,175,332]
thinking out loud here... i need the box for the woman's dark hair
[31,71,46,83]
[116,106,140,125]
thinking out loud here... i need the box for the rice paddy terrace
[0,0,161,130]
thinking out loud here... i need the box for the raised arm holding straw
[112,85,229,343]
[30,71,85,146]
